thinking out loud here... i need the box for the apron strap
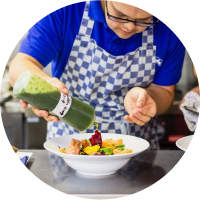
[78,1,95,37]
[142,18,154,46]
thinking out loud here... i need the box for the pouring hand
[20,77,69,122]
[124,87,157,126]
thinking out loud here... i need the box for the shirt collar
[88,1,107,26]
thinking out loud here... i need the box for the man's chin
[116,31,135,39]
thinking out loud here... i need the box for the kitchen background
[0,33,197,150]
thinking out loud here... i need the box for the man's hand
[10,53,69,123]
[20,77,69,122]
[124,87,157,126]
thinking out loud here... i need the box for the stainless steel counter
[21,150,184,199]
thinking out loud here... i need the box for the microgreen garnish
[93,122,99,130]
[87,139,92,146]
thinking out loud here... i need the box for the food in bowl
[44,133,150,176]
[57,130,133,156]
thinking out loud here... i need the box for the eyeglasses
[105,1,159,27]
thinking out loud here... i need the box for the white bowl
[176,135,193,151]
[44,133,150,176]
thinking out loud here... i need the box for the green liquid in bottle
[13,71,96,131]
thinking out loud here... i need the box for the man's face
[102,1,153,39]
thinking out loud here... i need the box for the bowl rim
[176,135,193,151]
[44,133,150,159]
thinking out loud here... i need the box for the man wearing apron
[9,1,185,150]
[48,1,158,149]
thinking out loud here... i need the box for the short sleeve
[18,9,65,67]
[152,32,185,86]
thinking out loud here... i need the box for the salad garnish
[58,129,133,156]
[89,130,102,147]
[93,122,99,130]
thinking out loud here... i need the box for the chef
[9,1,185,149]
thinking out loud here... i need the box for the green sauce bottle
[13,71,96,131]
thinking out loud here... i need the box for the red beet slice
[89,130,102,147]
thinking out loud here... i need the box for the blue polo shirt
[19,1,185,86]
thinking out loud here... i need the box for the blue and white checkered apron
[47,1,159,150]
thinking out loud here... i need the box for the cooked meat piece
[80,139,90,148]
[65,139,81,155]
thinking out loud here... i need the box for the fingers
[133,112,151,123]
[20,76,66,122]
[136,92,147,108]
[45,77,69,95]
[124,110,151,126]
[44,115,59,122]
[20,100,28,109]
[124,87,157,126]
[124,115,145,126]
[139,105,156,117]
[22,103,59,122]
[31,105,59,122]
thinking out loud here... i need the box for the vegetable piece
[102,141,116,150]
[80,145,84,150]
[87,139,91,146]
[98,147,113,155]
[102,139,123,146]
[115,144,125,148]
[93,122,99,130]
[80,150,89,155]
[58,146,66,153]
[89,130,102,147]
[117,147,125,151]
[83,145,100,155]
[113,149,133,155]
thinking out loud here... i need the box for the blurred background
[0,34,197,150]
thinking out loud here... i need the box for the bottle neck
[87,115,96,130]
